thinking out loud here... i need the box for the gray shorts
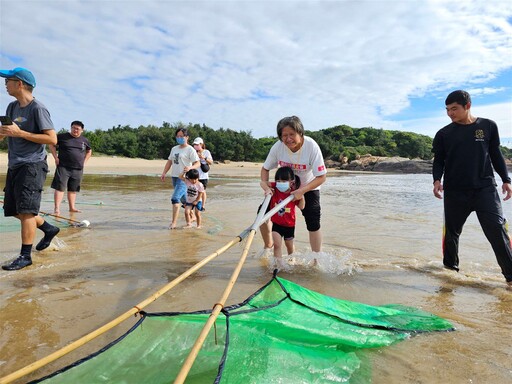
[51,166,83,192]
[3,161,48,216]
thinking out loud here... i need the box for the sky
[1,0,511,146]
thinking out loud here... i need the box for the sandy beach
[0,152,347,178]
[0,152,263,177]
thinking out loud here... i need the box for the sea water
[1,172,511,383]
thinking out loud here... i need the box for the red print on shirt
[317,165,325,172]
[278,161,307,170]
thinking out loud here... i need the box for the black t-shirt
[56,132,91,170]
[432,117,511,190]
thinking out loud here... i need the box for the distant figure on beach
[192,137,213,209]
[432,90,512,288]
[49,120,92,214]
[161,128,200,229]
[260,116,327,253]
[180,169,205,229]
[261,166,305,269]
[0,67,61,271]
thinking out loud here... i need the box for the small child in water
[266,166,305,268]
[180,169,205,229]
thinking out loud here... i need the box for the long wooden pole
[0,236,243,384]
[173,231,257,384]
[1,194,281,384]
[173,194,272,383]
[39,210,83,224]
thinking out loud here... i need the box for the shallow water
[1,172,511,383]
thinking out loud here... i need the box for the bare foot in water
[54,209,60,215]
[183,224,193,229]
[69,208,82,213]
[168,223,177,230]
[307,258,318,267]
[196,225,202,229]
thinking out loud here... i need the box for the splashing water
[255,246,359,275]
[43,237,68,251]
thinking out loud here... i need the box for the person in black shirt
[49,121,92,214]
[432,90,512,288]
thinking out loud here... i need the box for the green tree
[8,120,500,164]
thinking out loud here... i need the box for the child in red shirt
[266,167,305,264]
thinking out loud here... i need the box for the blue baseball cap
[0,67,36,88]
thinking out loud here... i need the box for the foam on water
[39,237,68,252]
[255,246,359,275]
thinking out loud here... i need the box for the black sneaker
[2,255,32,270]
[36,226,60,251]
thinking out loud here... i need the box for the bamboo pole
[1,194,281,384]
[0,236,243,384]
[173,194,272,384]
[173,230,257,384]
[39,210,83,224]
[0,204,86,226]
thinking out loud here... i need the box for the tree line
[1,121,511,162]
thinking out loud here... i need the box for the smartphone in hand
[0,116,13,125]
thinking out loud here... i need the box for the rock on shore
[327,154,512,174]
[328,155,433,174]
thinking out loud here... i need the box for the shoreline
[0,153,362,177]
[0,152,265,177]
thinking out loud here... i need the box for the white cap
[193,137,204,145]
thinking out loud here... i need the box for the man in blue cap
[0,67,61,270]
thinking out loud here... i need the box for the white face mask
[275,181,290,192]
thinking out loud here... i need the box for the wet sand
[0,152,272,178]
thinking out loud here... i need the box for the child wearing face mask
[263,166,305,267]
[180,169,205,229]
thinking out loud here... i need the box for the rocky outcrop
[330,154,433,174]
[372,157,433,173]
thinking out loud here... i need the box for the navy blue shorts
[199,179,208,189]
[272,222,295,240]
[3,161,48,216]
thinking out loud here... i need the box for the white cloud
[0,0,511,140]
[380,100,512,143]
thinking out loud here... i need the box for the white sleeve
[310,140,327,176]
[189,146,200,163]
[168,146,176,161]
[167,147,175,160]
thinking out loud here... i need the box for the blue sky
[1,0,511,146]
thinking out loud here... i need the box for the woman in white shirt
[260,116,327,252]
[161,128,200,229]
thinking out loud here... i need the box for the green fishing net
[32,275,454,383]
